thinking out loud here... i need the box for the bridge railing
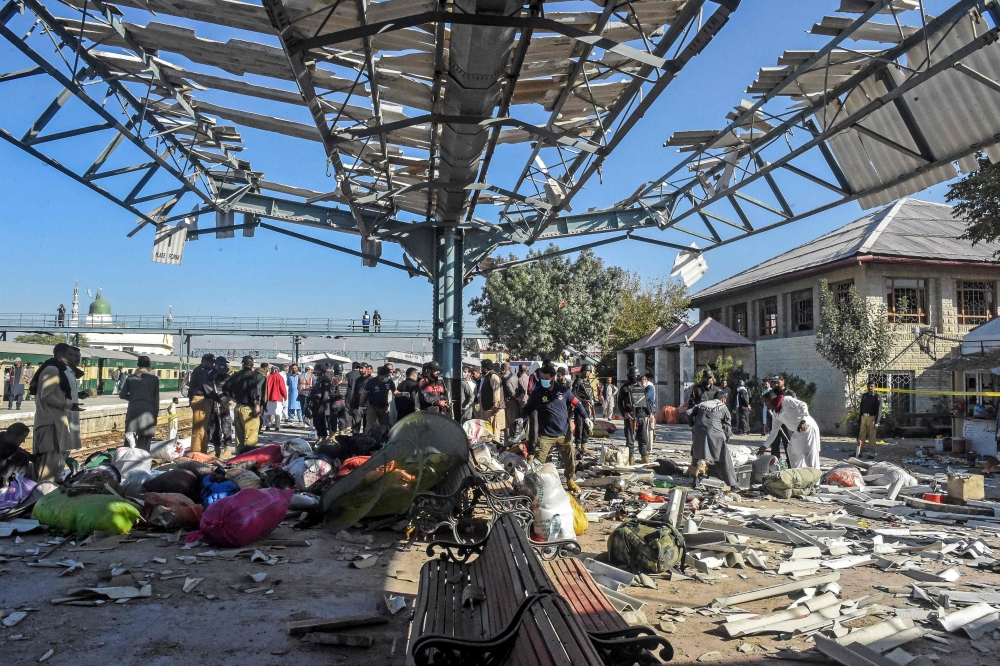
[0,313,482,335]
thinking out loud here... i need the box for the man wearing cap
[309,363,334,440]
[187,353,216,453]
[520,363,589,492]
[688,368,724,408]
[418,361,451,416]
[571,365,596,454]
[223,356,262,448]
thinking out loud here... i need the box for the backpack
[607,518,686,574]
[367,379,392,407]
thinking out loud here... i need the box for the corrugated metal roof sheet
[629,318,752,350]
[691,198,1000,303]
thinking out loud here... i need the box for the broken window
[759,297,778,336]
[731,302,748,337]
[790,289,814,332]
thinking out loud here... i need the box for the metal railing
[0,313,482,337]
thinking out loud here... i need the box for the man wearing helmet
[617,366,651,465]
[571,364,596,454]
[418,361,452,416]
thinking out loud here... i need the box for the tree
[469,246,627,360]
[710,354,742,384]
[15,333,90,347]
[945,154,1000,256]
[609,274,690,349]
[815,279,894,411]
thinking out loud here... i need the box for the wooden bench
[410,455,532,542]
[409,513,605,666]
[544,557,674,665]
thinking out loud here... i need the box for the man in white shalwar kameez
[762,393,821,469]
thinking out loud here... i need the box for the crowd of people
[0,339,839,495]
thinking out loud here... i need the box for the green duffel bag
[607,518,686,574]
[762,467,823,499]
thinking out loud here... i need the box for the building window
[957,281,994,326]
[702,307,722,322]
[173,371,178,378]
[122,346,135,352]
[964,371,998,417]
[731,303,748,337]
[830,279,855,307]
[759,297,778,336]
[791,289,814,332]
[868,372,914,414]
[886,278,927,324]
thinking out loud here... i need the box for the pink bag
[187,488,294,547]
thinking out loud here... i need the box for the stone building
[688,199,1000,433]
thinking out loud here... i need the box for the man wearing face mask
[519,364,590,492]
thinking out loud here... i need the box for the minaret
[166,305,174,326]
[71,280,79,326]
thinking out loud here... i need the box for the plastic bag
[112,446,152,484]
[462,419,494,444]
[751,455,780,484]
[32,488,141,535]
[498,450,528,485]
[285,457,333,491]
[227,444,283,467]
[281,438,313,460]
[150,438,185,463]
[525,463,575,542]
[568,493,588,536]
[0,474,36,511]
[867,462,918,488]
[143,492,203,530]
[188,488,294,547]
[600,444,629,467]
[661,406,678,424]
[823,464,865,488]
[336,456,370,478]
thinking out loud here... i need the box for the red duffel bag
[187,487,294,547]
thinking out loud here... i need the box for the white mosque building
[77,284,174,355]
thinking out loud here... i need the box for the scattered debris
[286,614,388,636]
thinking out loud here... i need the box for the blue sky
[0,0,959,343]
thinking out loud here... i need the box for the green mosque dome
[89,293,111,315]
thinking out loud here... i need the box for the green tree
[469,246,627,360]
[815,279,894,411]
[945,154,1000,256]
[15,333,90,347]
[710,354,742,384]
[609,274,690,349]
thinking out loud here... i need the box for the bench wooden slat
[544,558,628,633]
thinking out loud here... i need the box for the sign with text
[152,224,186,265]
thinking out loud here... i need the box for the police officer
[571,364,596,454]
[418,361,452,416]
[519,363,590,492]
[331,362,351,434]
[617,366,651,465]
[309,363,334,440]
[344,362,363,433]
[689,368,724,407]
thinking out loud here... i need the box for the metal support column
[433,227,464,413]
[292,335,301,365]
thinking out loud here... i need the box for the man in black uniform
[856,380,883,459]
[571,364,596,454]
[330,362,351,435]
[309,363,334,440]
[394,367,420,421]
[344,362,363,433]
[617,366,651,465]
[417,361,451,416]
[688,369,724,407]
[519,364,589,492]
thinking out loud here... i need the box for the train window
[173,371,178,378]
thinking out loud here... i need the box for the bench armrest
[589,626,674,665]
[531,538,583,561]
[411,593,549,666]
[426,535,488,563]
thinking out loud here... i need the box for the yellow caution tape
[870,387,1000,397]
